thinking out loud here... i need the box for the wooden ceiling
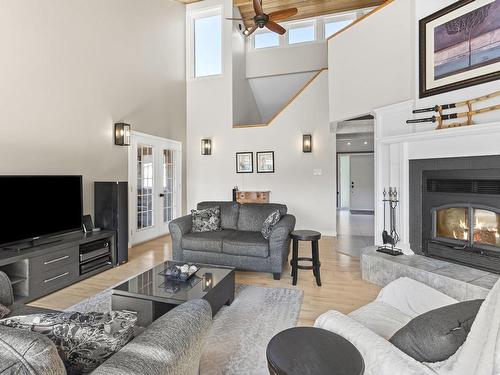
[178,0,384,27]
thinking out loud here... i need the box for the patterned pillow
[0,303,10,318]
[0,310,137,374]
[261,210,281,239]
[191,207,222,233]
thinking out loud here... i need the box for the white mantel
[373,99,500,254]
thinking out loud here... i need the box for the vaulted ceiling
[178,0,384,27]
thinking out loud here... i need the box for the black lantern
[303,134,312,153]
[201,138,212,155]
[115,123,131,146]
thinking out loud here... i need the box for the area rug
[66,284,304,375]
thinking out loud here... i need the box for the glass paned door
[129,133,182,245]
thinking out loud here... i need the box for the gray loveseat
[0,271,212,375]
[169,201,296,280]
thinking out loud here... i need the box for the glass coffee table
[112,261,235,326]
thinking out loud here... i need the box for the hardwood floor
[29,235,380,326]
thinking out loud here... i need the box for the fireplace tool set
[377,187,403,256]
[406,90,500,130]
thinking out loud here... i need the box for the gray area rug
[67,284,303,375]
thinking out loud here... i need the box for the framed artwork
[419,0,500,98]
[256,151,275,173]
[236,152,253,173]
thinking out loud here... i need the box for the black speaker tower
[94,181,128,265]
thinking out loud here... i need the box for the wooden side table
[267,327,365,375]
[289,230,322,286]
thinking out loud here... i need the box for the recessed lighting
[347,142,351,145]
[364,141,368,145]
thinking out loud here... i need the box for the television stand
[0,230,116,303]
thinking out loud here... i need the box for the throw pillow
[0,310,137,374]
[261,210,281,239]
[191,206,221,233]
[0,303,10,318]
[390,299,483,363]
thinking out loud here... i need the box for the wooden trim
[233,68,327,129]
[326,0,394,41]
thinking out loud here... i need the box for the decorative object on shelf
[235,190,270,204]
[201,138,212,155]
[302,134,312,153]
[377,187,403,256]
[202,272,213,292]
[236,152,253,173]
[82,215,95,233]
[114,123,131,146]
[419,0,500,98]
[256,151,275,173]
[407,90,500,129]
[161,263,199,282]
[232,186,239,202]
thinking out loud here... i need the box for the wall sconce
[114,123,131,146]
[303,134,312,153]
[201,138,212,155]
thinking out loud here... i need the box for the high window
[193,14,222,77]
[254,31,280,49]
[324,17,355,38]
[288,23,315,44]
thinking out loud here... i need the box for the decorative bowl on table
[162,264,199,282]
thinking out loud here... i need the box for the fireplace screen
[435,206,500,248]
[474,209,500,247]
[436,207,469,242]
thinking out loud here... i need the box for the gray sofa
[169,201,296,280]
[0,271,212,375]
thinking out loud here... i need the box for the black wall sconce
[303,134,312,153]
[201,138,212,155]
[115,123,131,146]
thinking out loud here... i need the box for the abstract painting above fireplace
[422,170,500,274]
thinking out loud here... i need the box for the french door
[128,132,182,245]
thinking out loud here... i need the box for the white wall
[328,0,415,122]
[0,0,187,215]
[188,70,336,235]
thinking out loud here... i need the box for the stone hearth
[361,247,499,300]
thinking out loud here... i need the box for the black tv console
[0,230,116,304]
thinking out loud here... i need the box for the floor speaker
[94,182,128,265]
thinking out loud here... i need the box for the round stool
[289,230,321,286]
[266,327,365,375]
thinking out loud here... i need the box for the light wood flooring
[30,235,380,326]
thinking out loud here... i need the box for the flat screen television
[0,175,83,248]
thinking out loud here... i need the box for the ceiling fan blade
[265,21,286,35]
[243,25,258,37]
[253,0,264,15]
[268,8,298,21]
[226,17,245,21]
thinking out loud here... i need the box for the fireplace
[422,169,500,274]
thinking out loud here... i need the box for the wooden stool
[267,327,365,375]
[290,230,321,286]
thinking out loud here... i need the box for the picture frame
[419,0,500,98]
[256,151,275,173]
[236,152,253,173]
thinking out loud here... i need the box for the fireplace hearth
[422,170,500,274]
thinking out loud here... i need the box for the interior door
[350,154,374,212]
[129,132,182,245]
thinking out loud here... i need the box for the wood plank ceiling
[178,0,384,28]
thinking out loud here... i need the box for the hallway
[336,208,374,257]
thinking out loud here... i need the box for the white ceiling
[248,71,317,123]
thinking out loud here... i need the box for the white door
[350,154,374,211]
[129,132,182,245]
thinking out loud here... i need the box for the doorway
[128,132,182,245]
[337,153,374,214]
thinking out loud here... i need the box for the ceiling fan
[227,0,298,36]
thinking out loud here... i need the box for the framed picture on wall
[419,0,500,98]
[236,152,253,173]
[256,151,275,173]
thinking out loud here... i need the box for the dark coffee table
[267,327,364,375]
[112,261,235,326]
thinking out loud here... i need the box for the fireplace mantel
[373,99,500,254]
